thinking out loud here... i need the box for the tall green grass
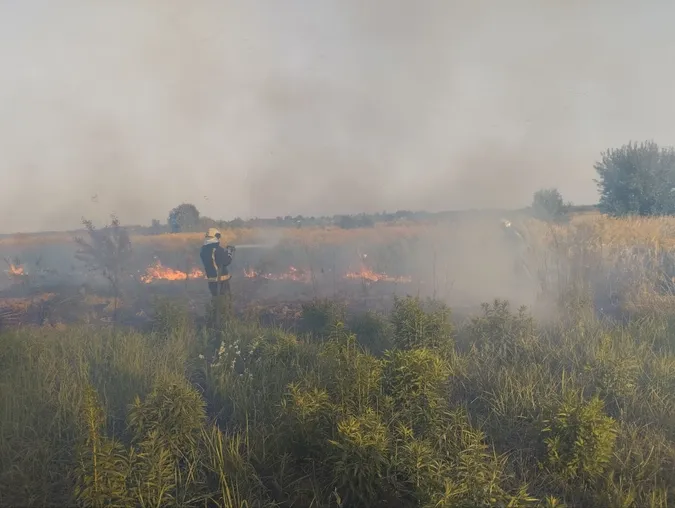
[1,295,674,507]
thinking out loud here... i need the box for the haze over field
[1,0,675,233]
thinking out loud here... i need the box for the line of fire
[5,259,412,285]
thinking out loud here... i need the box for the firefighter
[499,218,531,280]
[500,219,525,244]
[200,228,235,296]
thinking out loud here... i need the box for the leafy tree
[168,203,200,233]
[531,188,569,222]
[594,140,675,216]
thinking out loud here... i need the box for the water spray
[232,243,275,249]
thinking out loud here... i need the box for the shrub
[300,299,347,338]
[128,375,206,458]
[75,386,131,508]
[151,297,193,341]
[426,409,536,507]
[542,393,618,483]
[390,296,453,352]
[280,381,336,462]
[465,299,538,361]
[321,334,383,414]
[531,188,570,223]
[347,310,392,356]
[328,409,390,506]
[585,332,641,404]
[383,348,450,433]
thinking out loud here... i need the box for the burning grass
[344,266,412,283]
[5,262,24,277]
[0,292,55,312]
[3,257,26,284]
[140,260,204,284]
[7,212,675,329]
[138,259,413,286]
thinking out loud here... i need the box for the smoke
[1,0,674,233]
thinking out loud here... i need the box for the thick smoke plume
[1,0,674,233]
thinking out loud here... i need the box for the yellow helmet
[206,228,221,239]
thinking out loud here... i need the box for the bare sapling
[354,247,371,305]
[303,243,319,299]
[74,215,132,325]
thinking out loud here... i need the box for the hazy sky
[1,0,675,233]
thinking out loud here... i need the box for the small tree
[75,215,132,322]
[594,140,675,216]
[228,217,245,229]
[168,203,200,233]
[337,215,357,229]
[336,214,374,229]
[531,188,569,222]
[150,219,162,235]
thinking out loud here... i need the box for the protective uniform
[199,228,234,296]
[500,219,531,280]
[500,219,525,245]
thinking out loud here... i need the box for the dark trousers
[208,279,231,297]
[207,279,232,329]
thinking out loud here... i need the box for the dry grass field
[3,211,675,251]
[2,212,675,507]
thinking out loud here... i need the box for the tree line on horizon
[151,140,671,234]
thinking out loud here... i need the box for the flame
[8,263,25,276]
[139,260,412,285]
[272,266,312,282]
[141,260,204,284]
[344,266,412,283]
[4,263,25,278]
